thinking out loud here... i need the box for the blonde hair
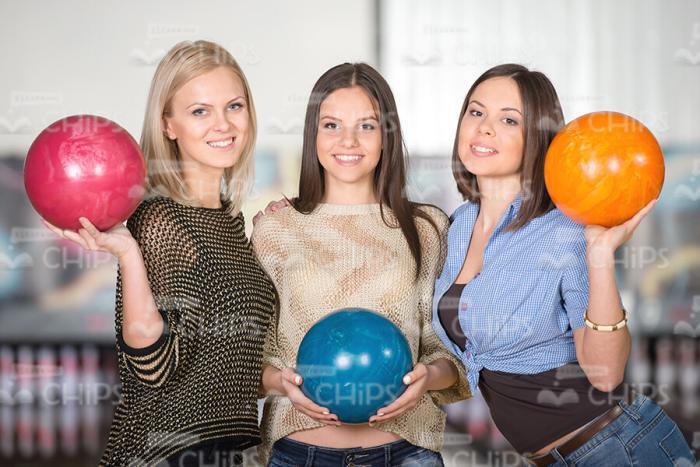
[140,40,257,215]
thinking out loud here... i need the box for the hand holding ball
[296,308,413,424]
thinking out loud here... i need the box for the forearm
[119,247,165,349]
[582,249,631,391]
[425,358,459,391]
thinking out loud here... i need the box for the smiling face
[457,77,525,179]
[316,85,382,201]
[163,66,249,176]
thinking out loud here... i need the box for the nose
[213,110,232,132]
[339,126,359,148]
[478,118,495,137]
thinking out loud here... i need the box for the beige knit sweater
[251,202,471,463]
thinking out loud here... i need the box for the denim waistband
[274,436,412,457]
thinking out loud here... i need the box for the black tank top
[479,365,625,454]
[436,282,467,351]
[437,282,625,454]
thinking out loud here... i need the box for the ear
[162,116,177,141]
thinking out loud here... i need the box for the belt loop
[549,448,568,465]
[618,398,642,424]
[385,442,391,465]
[617,390,642,423]
[304,445,315,467]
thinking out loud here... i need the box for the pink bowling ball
[24,115,146,231]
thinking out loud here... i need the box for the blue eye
[192,108,207,116]
[229,102,243,111]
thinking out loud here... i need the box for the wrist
[262,366,284,396]
[277,369,287,395]
[423,363,440,391]
[586,244,615,269]
[118,240,141,263]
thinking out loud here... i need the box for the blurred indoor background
[0,0,699,465]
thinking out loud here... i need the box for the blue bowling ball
[296,308,413,423]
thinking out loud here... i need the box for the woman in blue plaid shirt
[432,64,695,466]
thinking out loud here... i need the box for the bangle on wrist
[584,308,628,332]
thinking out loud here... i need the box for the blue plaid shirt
[431,195,590,393]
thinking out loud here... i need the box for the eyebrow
[469,99,522,116]
[319,114,379,122]
[186,96,244,109]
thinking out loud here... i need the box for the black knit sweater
[99,196,275,466]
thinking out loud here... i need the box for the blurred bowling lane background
[0,0,699,465]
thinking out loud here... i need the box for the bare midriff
[287,424,402,448]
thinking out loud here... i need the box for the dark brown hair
[452,63,564,230]
[294,62,438,279]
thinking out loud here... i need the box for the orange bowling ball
[544,111,664,227]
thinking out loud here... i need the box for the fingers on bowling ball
[78,218,108,249]
[281,367,302,386]
[627,198,657,229]
[403,362,428,385]
[283,370,330,415]
[78,217,98,233]
[62,229,89,250]
[292,390,337,423]
[77,229,96,250]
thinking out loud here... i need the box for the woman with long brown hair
[432,63,695,466]
[44,40,276,466]
[252,63,470,466]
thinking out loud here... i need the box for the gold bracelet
[584,308,628,332]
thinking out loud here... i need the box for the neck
[322,180,378,205]
[475,175,520,233]
[183,169,224,209]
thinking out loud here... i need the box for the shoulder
[415,203,448,223]
[521,208,587,269]
[536,208,586,246]
[414,203,449,232]
[127,196,184,239]
[251,205,297,246]
[412,204,448,252]
[448,200,476,224]
[130,195,179,220]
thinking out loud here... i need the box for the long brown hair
[294,62,437,279]
[452,63,564,230]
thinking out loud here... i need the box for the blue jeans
[163,439,243,467]
[541,394,696,466]
[269,437,444,467]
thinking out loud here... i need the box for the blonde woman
[44,40,275,466]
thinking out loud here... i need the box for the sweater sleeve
[115,198,196,388]
[415,206,472,405]
[251,213,287,371]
